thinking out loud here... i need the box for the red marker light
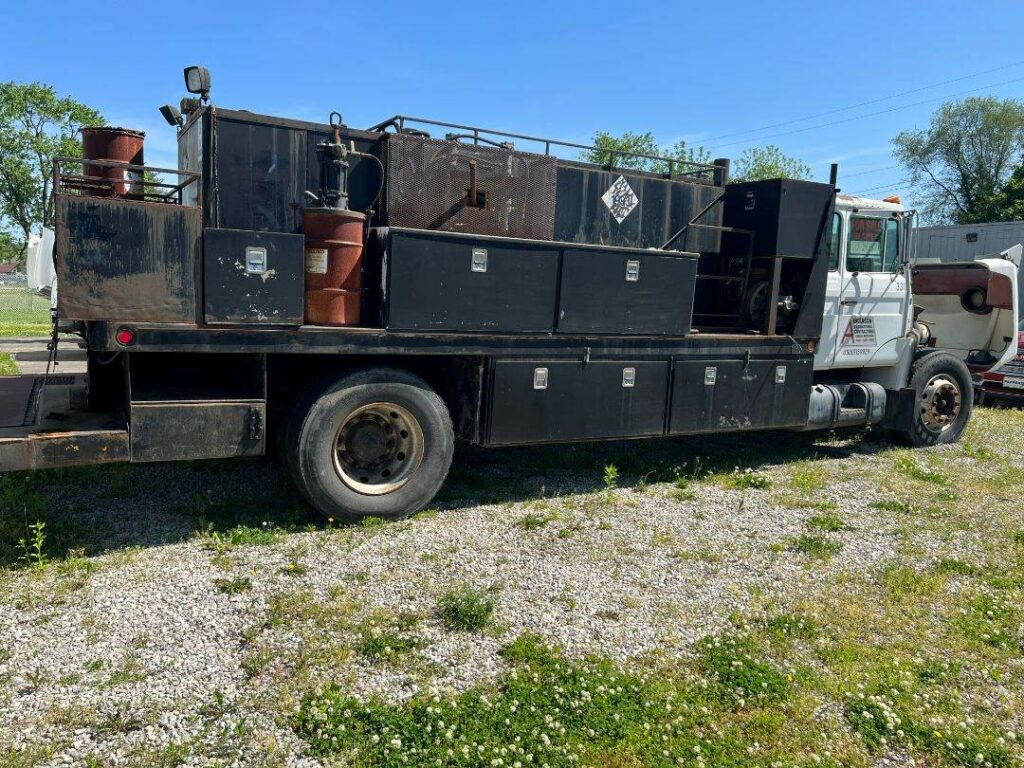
[115,328,136,346]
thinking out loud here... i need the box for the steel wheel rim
[333,402,424,495]
[919,374,962,432]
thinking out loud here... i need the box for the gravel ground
[0,424,1017,766]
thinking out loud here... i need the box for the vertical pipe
[829,163,839,187]
[713,158,730,187]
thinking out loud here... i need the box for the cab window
[828,212,841,271]
[847,215,900,272]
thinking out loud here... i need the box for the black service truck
[0,67,1003,522]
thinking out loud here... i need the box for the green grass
[807,512,846,532]
[515,512,553,531]
[437,584,495,632]
[789,533,843,560]
[0,287,51,336]
[294,630,816,767]
[356,611,424,663]
[0,352,17,376]
[725,468,772,490]
[213,575,252,594]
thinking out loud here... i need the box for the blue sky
[4,1,1024,203]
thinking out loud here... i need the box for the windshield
[847,215,900,272]
[1019,316,1024,333]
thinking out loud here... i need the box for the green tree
[582,130,712,176]
[983,164,1024,222]
[0,82,103,263]
[0,230,20,265]
[893,97,1024,224]
[731,145,811,182]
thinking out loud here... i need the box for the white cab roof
[835,193,905,213]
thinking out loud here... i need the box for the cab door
[814,211,843,368]
[831,214,908,369]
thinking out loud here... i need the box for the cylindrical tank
[81,127,145,198]
[305,288,362,326]
[302,208,365,325]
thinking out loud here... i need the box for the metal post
[829,163,839,187]
[713,158,730,187]
[763,256,783,335]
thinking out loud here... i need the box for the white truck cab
[807,191,1019,445]
[817,193,1019,381]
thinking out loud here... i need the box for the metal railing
[366,115,725,182]
[53,157,201,206]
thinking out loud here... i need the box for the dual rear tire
[281,368,454,522]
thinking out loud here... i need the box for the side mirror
[183,66,211,101]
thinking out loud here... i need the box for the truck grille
[998,359,1024,375]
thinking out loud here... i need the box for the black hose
[349,149,386,216]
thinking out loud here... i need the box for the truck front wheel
[890,351,973,447]
[285,368,454,521]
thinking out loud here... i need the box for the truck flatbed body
[0,375,128,471]
[86,322,805,358]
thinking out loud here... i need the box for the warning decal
[840,316,876,346]
[305,248,329,275]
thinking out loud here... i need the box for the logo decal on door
[840,316,876,346]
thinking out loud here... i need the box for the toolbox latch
[625,259,640,282]
[248,407,264,440]
[622,367,636,388]
[533,367,549,390]
[245,246,268,275]
[471,248,488,273]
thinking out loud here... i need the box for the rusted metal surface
[305,288,362,326]
[368,115,721,181]
[0,375,39,428]
[81,127,145,198]
[129,401,265,463]
[302,209,365,291]
[55,195,201,323]
[912,263,1015,310]
[384,133,557,240]
[56,156,201,206]
[0,374,129,473]
[0,429,130,472]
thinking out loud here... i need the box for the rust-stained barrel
[81,127,145,198]
[302,208,365,325]
[305,288,362,326]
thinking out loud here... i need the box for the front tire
[285,368,454,521]
[890,351,973,447]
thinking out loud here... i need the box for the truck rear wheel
[285,368,454,521]
[890,351,973,447]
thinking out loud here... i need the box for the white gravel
[0,432,987,765]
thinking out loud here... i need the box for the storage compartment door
[557,248,697,335]
[386,232,559,332]
[669,356,812,434]
[130,402,265,462]
[204,229,305,325]
[487,359,668,445]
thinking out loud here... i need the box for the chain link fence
[0,274,52,337]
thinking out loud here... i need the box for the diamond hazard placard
[601,175,639,224]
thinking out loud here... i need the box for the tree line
[2,80,1024,267]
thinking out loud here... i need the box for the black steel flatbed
[85,322,808,358]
